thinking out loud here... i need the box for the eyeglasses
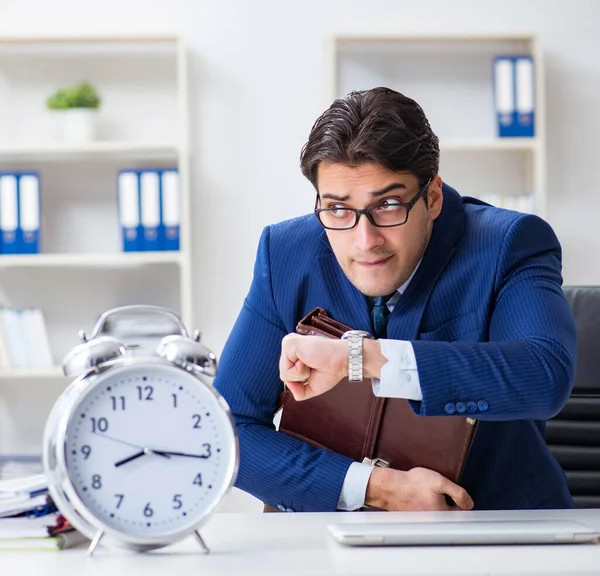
[314,178,432,231]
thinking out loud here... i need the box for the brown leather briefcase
[269,307,477,511]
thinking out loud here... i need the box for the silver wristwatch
[341,330,373,382]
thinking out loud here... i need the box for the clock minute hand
[154,450,210,459]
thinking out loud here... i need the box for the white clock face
[62,362,236,537]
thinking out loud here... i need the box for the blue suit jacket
[214,184,577,512]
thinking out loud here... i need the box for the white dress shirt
[336,264,423,511]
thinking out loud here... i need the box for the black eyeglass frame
[314,177,432,231]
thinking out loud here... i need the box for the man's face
[316,162,443,297]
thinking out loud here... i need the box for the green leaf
[46,82,101,110]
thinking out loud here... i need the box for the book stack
[0,460,86,550]
[0,513,86,551]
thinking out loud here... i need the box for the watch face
[60,362,237,538]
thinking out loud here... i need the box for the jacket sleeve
[213,226,353,512]
[410,213,577,421]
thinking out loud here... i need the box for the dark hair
[300,87,439,194]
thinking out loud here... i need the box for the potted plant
[46,82,101,143]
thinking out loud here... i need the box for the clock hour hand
[114,450,145,467]
[114,447,172,467]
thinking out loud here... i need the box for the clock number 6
[144,502,154,517]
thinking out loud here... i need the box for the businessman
[214,87,577,512]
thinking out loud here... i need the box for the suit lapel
[387,184,466,341]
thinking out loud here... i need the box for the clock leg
[86,530,105,556]
[194,530,210,554]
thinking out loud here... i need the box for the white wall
[2,0,599,510]
[182,0,600,354]
[3,0,599,350]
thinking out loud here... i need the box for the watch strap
[341,330,373,382]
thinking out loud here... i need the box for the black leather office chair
[546,286,600,508]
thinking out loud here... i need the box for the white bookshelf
[0,36,192,455]
[325,33,546,218]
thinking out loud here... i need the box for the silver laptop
[328,519,600,546]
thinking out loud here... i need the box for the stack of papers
[0,513,87,550]
[0,459,87,550]
[0,473,49,518]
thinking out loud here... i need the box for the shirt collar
[387,259,422,310]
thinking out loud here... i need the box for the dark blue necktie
[371,294,394,338]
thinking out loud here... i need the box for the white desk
[3,509,600,575]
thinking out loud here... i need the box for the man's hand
[280,333,389,401]
[365,466,474,511]
[279,334,348,401]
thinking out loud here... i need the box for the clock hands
[114,449,210,468]
[89,432,172,467]
[152,450,211,459]
[114,447,171,468]
[91,432,212,466]
[92,431,168,455]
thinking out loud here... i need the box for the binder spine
[514,55,535,137]
[117,170,141,252]
[493,56,516,138]
[0,173,20,254]
[140,170,161,251]
[161,169,180,251]
[18,172,41,254]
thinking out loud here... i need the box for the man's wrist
[337,340,349,379]
[365,466,392,509]
[365,466,411,510]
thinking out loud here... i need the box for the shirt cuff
[371,339,423,400]
[336,462,375,511]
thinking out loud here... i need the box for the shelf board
[440,138,539,152]
[0,141,179,163]
[0,366,66,379]
[0,35,180,55]
[333,32,537,43]
[0,252,182,269]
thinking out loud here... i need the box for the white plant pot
[57,109,97,144]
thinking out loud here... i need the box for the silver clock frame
[42,306,239,555]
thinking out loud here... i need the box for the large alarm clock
[42,305,239,555]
